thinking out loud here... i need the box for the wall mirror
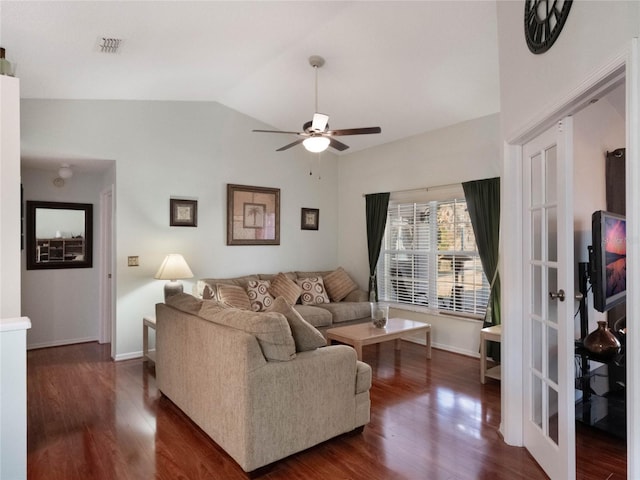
[26,201,93,270]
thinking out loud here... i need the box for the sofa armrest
[243,345,367,470]
[343,289,369,303]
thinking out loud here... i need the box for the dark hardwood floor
[27,341,626,479]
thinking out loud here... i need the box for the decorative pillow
[295,277,330,305]
[216,284,251,310]
[267,297,326,352]
[246,280,274,312]
[323,267,359,302]
[198,304,296,362]
[268,272,302,306]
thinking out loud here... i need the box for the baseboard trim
[403,336,480,358]
[115,351,143,362]
[27,336,99,350]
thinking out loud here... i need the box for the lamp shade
[303,136,330,153]
[154,254,194,281]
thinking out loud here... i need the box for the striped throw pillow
[268,272,302,306]
[323,267,359,302]
[216,284,251,310]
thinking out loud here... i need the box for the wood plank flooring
[27,341,626,479]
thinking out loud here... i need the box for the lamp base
[164,281,184,301]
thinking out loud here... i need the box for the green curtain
[462,177,501,360]
[365,193,390,301]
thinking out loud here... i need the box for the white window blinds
[377,197,489,318]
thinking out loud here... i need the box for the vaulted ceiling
[1,1,501,154]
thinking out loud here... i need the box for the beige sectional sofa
[156,293,372,474]
[195,268,372,333]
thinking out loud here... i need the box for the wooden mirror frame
[26,201,93,270]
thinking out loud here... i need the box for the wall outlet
[128,256,139,267]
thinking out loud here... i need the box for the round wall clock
[524,0,573,54]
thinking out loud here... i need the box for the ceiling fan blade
[326,127,382,136]
[253,129,303,135]
[329,138,350,151]
[311,113,329,132]
[276,139,305,152]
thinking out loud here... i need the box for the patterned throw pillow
[268,272,302,306]
[246,280,274,312]
[216,284,251,310]
[323,267,359,302]
[295,277,330,305]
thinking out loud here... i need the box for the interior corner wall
[20,168,106,348]
[20,99,340,359]
[572,89,626,337]
[337,113,501,356]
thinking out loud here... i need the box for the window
[376,197,489,318]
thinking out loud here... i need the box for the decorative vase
[0,47,13,77]
[583,320,621,359]
[370,302,388,328]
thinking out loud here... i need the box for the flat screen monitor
[591,210,626,313]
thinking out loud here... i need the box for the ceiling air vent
[98,37,122,54]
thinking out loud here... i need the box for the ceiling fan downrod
[309,55,325,115]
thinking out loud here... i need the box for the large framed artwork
[227,184,280,245]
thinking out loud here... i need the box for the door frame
[99,184,115,357]
[501,40,639,478]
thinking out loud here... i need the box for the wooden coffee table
[326,318,431,361]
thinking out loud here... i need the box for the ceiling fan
[252,55,382,153]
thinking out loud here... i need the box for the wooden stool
[480,324,501,384]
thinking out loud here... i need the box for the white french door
[522,118,575,479]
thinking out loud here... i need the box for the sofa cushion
[295,270,332,279]
[268,272,302,305]
[295,277,330,306]
[316,302,371,324]
[258,271,296,282]
[293,305,332,328]
[323,267,359,302]
[267,297,326,352]
[197,275,260,300]
[199,302,296,362]
[165,292,204,314]
[217,284,251,310]
[246,280,274,312]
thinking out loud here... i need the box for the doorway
[502,45,639,479]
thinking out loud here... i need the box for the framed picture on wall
[227,184,280,245]
[170,199,198,227]
[301,208,319,230]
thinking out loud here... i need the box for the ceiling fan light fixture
[303,136,330,153]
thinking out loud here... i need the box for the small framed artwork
[227,184,280,245]
[170,199,198,227]
[301,208,319,231]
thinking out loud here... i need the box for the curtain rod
[362,182,461,197]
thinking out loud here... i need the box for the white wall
[21,167,109,348]
[0,75,29,480]
[496,0,639,140]
[20,99,340,359]
[573,87,626,337]
[0,77,21,318]
[337,113,501,356]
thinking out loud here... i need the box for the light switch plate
[128,256,139,267]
